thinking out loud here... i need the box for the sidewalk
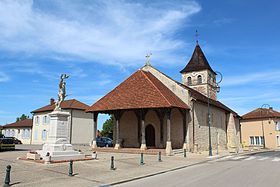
[0,145,264,187]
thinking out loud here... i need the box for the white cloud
[0,0,201,66]
[221,70,280,87]
[0,72,10,82]
[220,93,276,103]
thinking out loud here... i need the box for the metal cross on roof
[195,30,199,44]
[145,53,152,66]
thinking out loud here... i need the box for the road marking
[258,157,268,161]
[244,156,256,161]
[272,157,280,162]
[231,156,245,160]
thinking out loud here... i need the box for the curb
[104,159,211,186]
[103,150,273,186]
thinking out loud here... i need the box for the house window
[255,136,260,145]
[260,136,264,145]
[250,136,254,145]
[42,130,47,141]
[22,129,25,139]
[27,129,31,139]
[276,121,280,131]
[197,75,202,84]
[187,77,192,86]
[35,116,40,125]
[43,116,48,124]
[10,130,15,137]
[22,129,30,139]
[34,130,38,140]
[250,136,263,145]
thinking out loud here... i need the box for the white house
[2,119,33,144]
[31,98,93,145]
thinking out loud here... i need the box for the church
[87,43,241,155]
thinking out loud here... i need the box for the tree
[16,114,30,122]
[100,115,113,139]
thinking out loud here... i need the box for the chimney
[50,98,55,105]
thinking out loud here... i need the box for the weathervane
[195,30,199,44]
[145,53,152,66]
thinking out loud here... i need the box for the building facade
[2,119,33,144]
[31,99,94,145]
[87,44,241,155]
[241,107,280,149]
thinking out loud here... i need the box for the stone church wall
[119,111,138,147]
[182,70,217,100]
[227,113,241,152]
[170,108,184,149]
[192,102,227,152]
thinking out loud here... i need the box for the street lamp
[207,71,223,156]
[260,104,270,149]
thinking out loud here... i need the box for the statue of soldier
[54,74,69,111]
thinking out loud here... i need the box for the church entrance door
[145,124,155,147]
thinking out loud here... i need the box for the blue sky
[0,0,279,129]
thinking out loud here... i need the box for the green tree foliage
[101,115,113,139]
[16,114,30,122]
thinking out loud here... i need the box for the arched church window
[187,77,192,86]
[197,75,202,84]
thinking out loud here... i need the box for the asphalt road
[115,151,280,187]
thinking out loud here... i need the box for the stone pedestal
[183,142,189,150]
[36,111,85,161]
[140,143,147,150]
[165,141,172,156]
[92,140,97,149]
[114,143,121,149]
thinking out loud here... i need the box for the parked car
[6,137,22,144]
[96,137,113,147]
[0,138,15,151]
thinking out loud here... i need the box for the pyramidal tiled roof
[180,44,215,74]
[32,99,89,113]
[86,70,189,112]
[242,108,280,120]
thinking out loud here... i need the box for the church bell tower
[180,44,219,100]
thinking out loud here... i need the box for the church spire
[180,44,215,75]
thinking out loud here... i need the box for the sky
[0,0,280,129]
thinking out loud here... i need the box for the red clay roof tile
[32,99,89,113]
[87,70,189,112]
[242,108,280,120]
[3,119,33,128]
